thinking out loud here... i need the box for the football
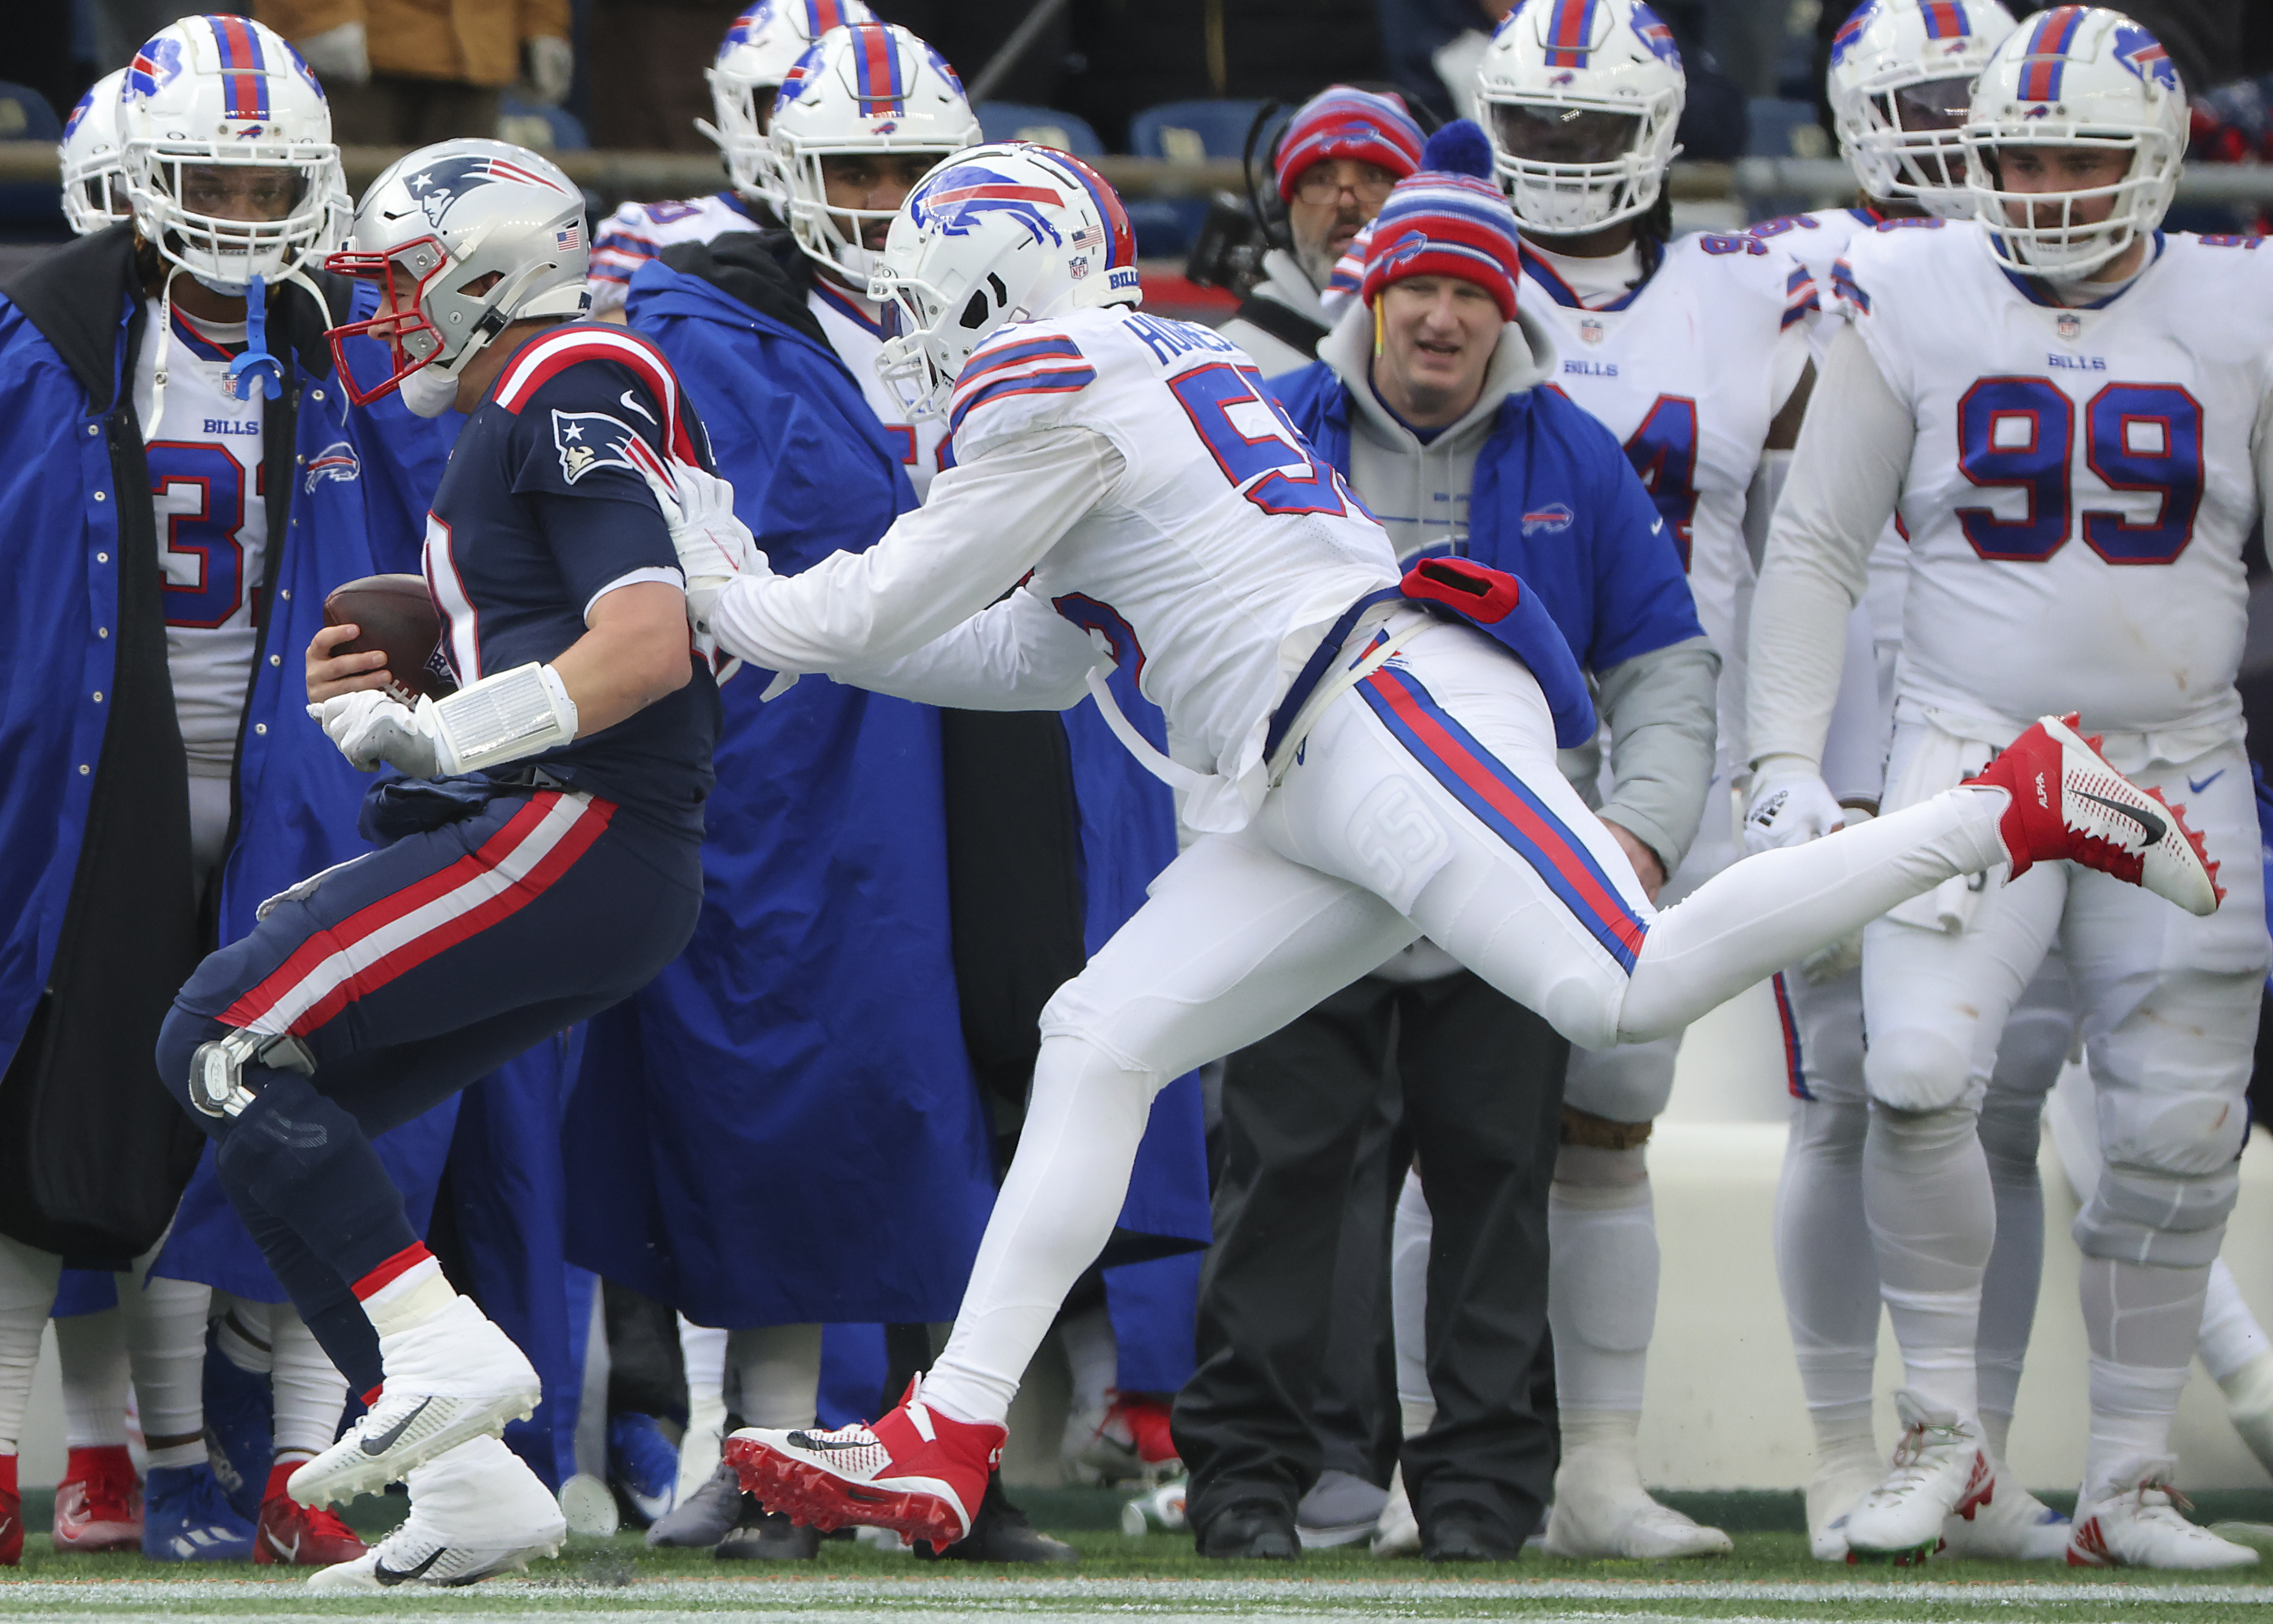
[322,574,456,704]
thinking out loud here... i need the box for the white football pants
[918,623,2010,1425]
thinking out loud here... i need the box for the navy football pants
[156,788,701,1393]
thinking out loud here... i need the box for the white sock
[2081,1256,2205,1488]
[122,1262,211,1469]
[727,1324,823,1432]
[1975,1088,2046,1422]
[1058,1304,1118,1421]
[924,1033,1162,1426]
[1548,1145,1654,1412]
[1980,1407,2013,1462]
[56,1307,130,1450]
[0,1235,60,1454]
[213,1297,273,1376]
[1390,1167,1434,1432]
[1618,788,2008,1042]
[271,1305,348,1462]
[357,1249,457,1339]
[1774,1096,1879,1447]
[1862,1102,1991,1418]
[1557,1409,1647,1492]
[2198,1258,2269,1383]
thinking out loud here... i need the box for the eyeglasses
[1293,165,1397,207]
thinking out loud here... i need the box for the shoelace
[1872,1420,1970,1499]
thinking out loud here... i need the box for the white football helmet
[119,14,342,292]
[870,143,1141,420]
[1828,0,2018,216]
[1476,0,1687,234]
[771,22,982,285]
[61,69,131,236]
[701,0,878,209]
[1963,5,2185,279]
[324,139,590,409]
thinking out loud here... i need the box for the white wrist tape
[430,662,578,774]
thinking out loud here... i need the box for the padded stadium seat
[1125,99,1279,260]
[975,102,1105,157]
[0,80,63,141]
[1746,96,1831,160]
[0,80,66,238]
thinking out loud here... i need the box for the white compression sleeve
[831,584,1105,712]
[709,427,1124,675]
[56,1309,130,1450]
[1390,1169,1435,1435]
[0,1236,59,1455]
[1745,321,1911,768]
[270,1306,350,1461]
[727,1324,823,1432]
[122,1264,211,1468]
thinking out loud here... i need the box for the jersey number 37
[1955,377,2202,565]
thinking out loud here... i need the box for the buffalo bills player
[637,141,2217,1554]
[150,138,721,1591]
[1747,8,2266,1568]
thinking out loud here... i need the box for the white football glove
[310,662,578,776]
[638,459,767,684]
[1743,753,1847,856]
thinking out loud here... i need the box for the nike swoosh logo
[374,1547,444,1586]
[2190,770,2225,794]
[266,1527,302,1563]
[619,389,657,425]
[788,1432,877,1452]
[1650,518,1664,533]
[2076,788,2167,846]
[361,1396,433,1456]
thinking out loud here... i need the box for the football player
[0,15,458,1568]
[642,140,2212,1554]
[1746,7,2265,1568]
[149,137,722,1590]
[1381,0,1816,1560]
[59,69,131,235]
[586,0,877,317]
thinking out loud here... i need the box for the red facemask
[322,234,455,406]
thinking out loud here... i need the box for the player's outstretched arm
[706,427,1124,677]
[830,585,1105,712]
[1744,320,1908,781]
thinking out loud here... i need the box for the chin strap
[227,272,286,401]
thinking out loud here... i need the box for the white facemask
[399,364,461,419]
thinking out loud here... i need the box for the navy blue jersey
[425,323,720,835]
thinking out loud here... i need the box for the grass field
[6,1490,2273,1621]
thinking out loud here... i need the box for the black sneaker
[644,1460,743,1549]
[716,1496,821,1561]
[913,1473,1077,1563]
[1197,1497,1301,1560]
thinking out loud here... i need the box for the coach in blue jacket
[1173,130,1718,1562]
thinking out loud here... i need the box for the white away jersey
[1842,223,2273,736]
[808,279,948,503]
[1520,230,1815,778]
[588,192,764,314]
[133,301,270,768]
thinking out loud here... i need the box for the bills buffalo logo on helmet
[1632,2,1682,66]
[1828,1,1878,67]
[2111,23,2178,92]
[124,35,185,100]
[397,152,571,231]
[910,164,1066,247]
[302,441,361,493]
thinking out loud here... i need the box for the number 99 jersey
[1519,230,1817,785]
[1839,220,2271,734]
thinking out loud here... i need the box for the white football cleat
[1542,1418,1732,1560]
[289,1297,541,1507]
[303,1436,565,1591]
[1370,1464,1421,1558]
[1805,1438,1885,1562]
[1938,1473,2070,1560]
[2218,1350,2273,1478]
[1967,714,2221,916]
[1841,1389,1992,1562]
[2067,1458,2259,1570]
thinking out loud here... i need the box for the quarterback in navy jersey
[152,140,719,1593]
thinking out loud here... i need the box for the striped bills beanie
[1358,123,1521,322]
[1274,86,1426,201]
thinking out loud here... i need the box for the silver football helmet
[325,139,590,410]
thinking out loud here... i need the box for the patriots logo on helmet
[1829,2,1878,68]
[400,152,569,230]
[910,163,1066,247]
[1631,2,1681,67]
[552,410,650,485]
[124,35,185,101]
[2111,24,2178,93]
[302,441,361,493]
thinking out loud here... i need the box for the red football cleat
[52,1445,143,1553]
[724,1377,1004,1553]
[255,1463,369,1566]
[1966,714,2222,916]
[1,1451,20,1567]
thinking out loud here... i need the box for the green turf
[4,1488,2271,1620]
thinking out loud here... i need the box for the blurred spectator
[583,0,740,154]
[256,0,572,145]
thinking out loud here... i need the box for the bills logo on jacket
[302,441,361,493]
[909,164,1066,247]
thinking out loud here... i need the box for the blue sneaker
[143,1463,257,1561]
[607,1414,681,1528]
[202,1332,274,1522]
